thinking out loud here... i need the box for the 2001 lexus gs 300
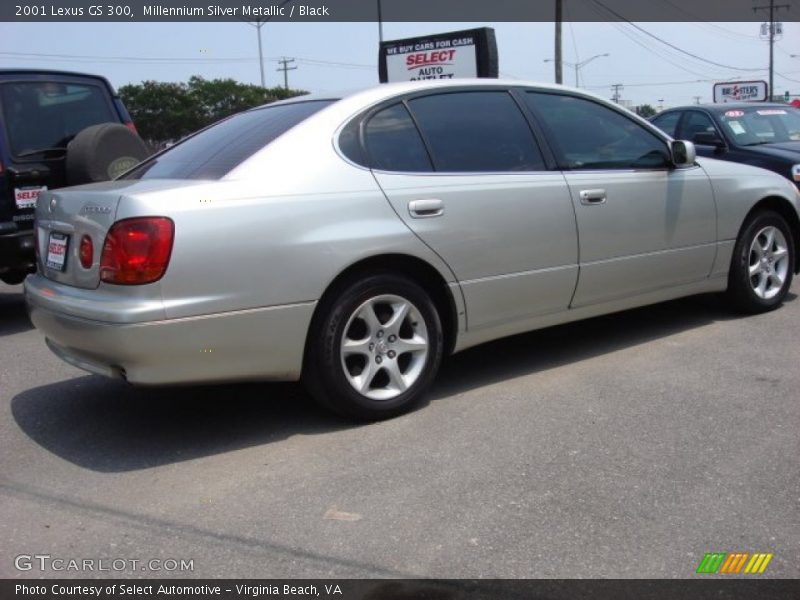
[25,80,800,420]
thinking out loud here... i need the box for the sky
[1,20,799,108]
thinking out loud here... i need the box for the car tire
[65,123,149,185]
[1,270,28,285]
[727,210,795,314]
[304,273,443,421]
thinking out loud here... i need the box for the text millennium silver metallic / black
[142,5,330,17]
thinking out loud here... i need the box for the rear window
[1,81,116,158]
[123,100,333,181]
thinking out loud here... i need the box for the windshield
[718,107,800,145]
[123,100,334,181]
[1,81,116,158]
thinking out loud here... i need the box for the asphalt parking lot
[1,279,798,579]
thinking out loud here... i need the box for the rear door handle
[579,189,607,205]
[408,198,444,218]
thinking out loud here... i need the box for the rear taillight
[79,235,94,269]
[124,122,138,135]
[99,217,174,285]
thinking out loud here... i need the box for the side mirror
[671,140,696,167]
[693,131,725,148]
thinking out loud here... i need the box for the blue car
[0,69,146,285]
[651,102,800,190]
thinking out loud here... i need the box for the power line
[578,2,719,80]
[0,51,374,70]
[589,0,766,72]
[657,0,762,40]
[775,70,800,84]
[602,20,717,79]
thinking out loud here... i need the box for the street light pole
[573,53,610,87]
[256,21,265,88]
[243,0,293,89]
[544,53,609,88]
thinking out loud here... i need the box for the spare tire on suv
[66,123,150,185]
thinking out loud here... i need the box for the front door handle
[579,189,607,205]
[409,198,444,218]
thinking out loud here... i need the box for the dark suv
[650,103,800,190]
[0,69,147,285]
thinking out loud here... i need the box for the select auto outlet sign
[379,28,498,83]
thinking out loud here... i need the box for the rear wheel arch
[304,254,459,367]
[738,196,800,274]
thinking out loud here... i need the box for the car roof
[258,78,610,111]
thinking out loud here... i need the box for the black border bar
[3,0,800,23]
[4,579,800,600]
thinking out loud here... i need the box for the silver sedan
[25,80,800,420]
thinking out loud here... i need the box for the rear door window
[1,81,116,158]
[406,91,546,172]
[124,100,333,180]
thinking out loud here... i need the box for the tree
[636,104,657,118]
[119,77,307,147]
[118,80,201,147]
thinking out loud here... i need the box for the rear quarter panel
[117,129,459,320]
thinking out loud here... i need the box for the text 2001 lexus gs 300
[25,80,800,420]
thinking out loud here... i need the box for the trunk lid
[34,179,188,289]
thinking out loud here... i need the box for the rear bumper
[0,226,35,273]
[25,275,316,384]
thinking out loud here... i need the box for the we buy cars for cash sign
[379,28,498,83]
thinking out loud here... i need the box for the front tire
[304,273,443,421]
[727,211,795,314]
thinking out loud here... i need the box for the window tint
[1,81,116,158]
[364,103,432,172]
[124,100,333,180]
[681,111,718,142]
[407,92,545,172]
[526,93,669,170]
[651,111,681,137]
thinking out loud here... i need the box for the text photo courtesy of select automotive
[1,1,800,594]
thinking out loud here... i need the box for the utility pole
[693,96,702,104]
[753,0,790,101]
[276,57,297,91]
[611,83,623,104]
[554,0,563,84]
[377,0,384,43]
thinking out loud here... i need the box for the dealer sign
[379,27,498,83]
[713,80,768,103]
